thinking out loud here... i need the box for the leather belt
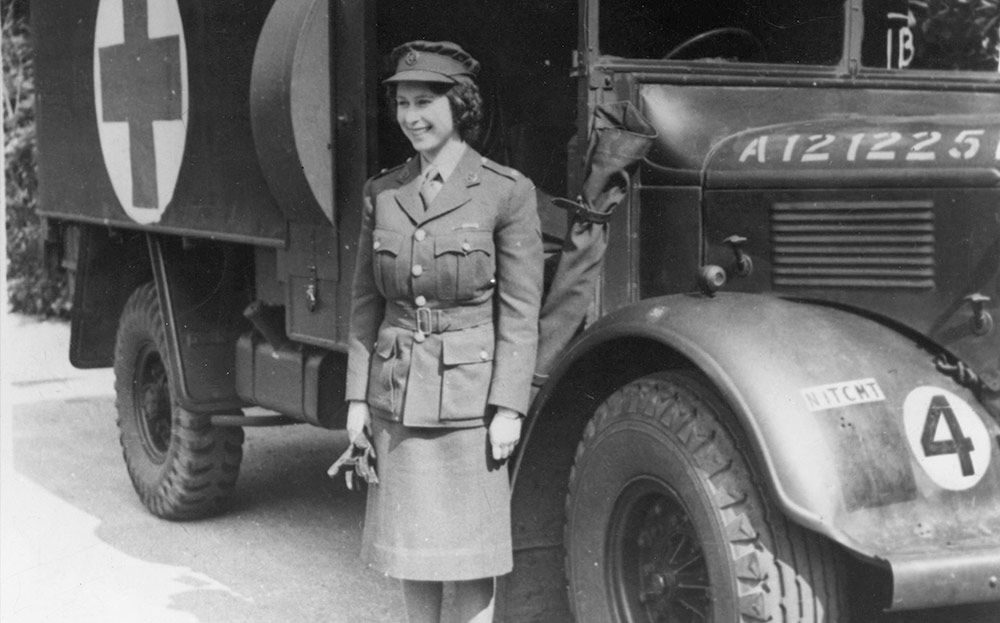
[385,302,493,342]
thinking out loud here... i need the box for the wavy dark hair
[388,80,484,144]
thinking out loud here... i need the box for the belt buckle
[414,307,432,343]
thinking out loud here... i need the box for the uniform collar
[420,140,467,182]
[395,146,482,225]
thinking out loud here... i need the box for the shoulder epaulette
[480,157,521,181]
[368,160,413,195]
[373,160,408,181]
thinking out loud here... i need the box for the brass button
[479,349,489,361]
[413,331,426,343]
[414,295,427,307]
[411,264,424,277]
[461,241,472,253]
[373,239,382,250]
[414,229,426,242]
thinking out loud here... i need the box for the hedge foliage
[910,0,1000,70]
[4,0,70,316]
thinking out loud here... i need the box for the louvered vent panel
[771,200,935,289]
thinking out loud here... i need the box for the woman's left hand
[489,408,523,461]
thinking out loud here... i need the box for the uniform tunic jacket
[346,146,543,428]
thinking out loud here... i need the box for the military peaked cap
[384,40,480,84]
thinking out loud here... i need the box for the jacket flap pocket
[375,333,397,359]
[441,327,495,365]
[372,229,404,256]
[434,231,493,257]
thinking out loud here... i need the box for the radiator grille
[771,200,935,289]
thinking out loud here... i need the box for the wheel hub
[643,570,677,597]
[134,345,172,462]
[609,479,712,623]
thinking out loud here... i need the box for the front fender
[531,292,1000,609]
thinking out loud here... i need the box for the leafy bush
[4,0,70,316]
[909,0,1000,70]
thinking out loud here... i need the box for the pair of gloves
[327,433,379,490]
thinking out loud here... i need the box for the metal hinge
[571,49,613,90]
[590,68,613,90]
[569,49,585,77]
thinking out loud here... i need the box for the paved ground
[1,312,997,622]
[1,314,402,623]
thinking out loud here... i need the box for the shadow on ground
[11,397,402,622]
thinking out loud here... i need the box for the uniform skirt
[361,416,513,580]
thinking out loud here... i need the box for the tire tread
[114,283,244,520]
[564,372,848,623]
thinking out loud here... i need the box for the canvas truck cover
[33,0,303,246]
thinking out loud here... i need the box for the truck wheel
[565,371,847,623]
[114,283,244,519]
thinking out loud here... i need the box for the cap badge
[405,51,419,66]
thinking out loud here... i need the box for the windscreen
[599,0,846,65]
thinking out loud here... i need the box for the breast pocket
[439,325,495,421]
[371,229,405,297]
[434,231,495,301]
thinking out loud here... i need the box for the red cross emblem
[94,0,188,224]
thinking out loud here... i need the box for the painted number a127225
[737,128,1000,166]
[903,386,992,491]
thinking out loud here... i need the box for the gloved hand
[345,400,371,445]
[328,401,378,490]
[489,407,523,461]
[327,435,379,490]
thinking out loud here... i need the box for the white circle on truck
[903,386,991,491]
[93,0,189,225]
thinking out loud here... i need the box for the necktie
[420,167,442,210]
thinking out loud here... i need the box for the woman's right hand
[329,400,378,487]
[346,400,372,447]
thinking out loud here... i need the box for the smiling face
[395,82,461,160]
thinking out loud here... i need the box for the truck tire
[113,283,244,519]
[565,371,847,623]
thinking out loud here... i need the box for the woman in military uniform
[341,41,543,623]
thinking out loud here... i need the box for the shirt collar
[420,141,467,182]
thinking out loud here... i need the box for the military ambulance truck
[33,0,1000,621]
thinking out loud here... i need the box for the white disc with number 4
[903,386,991,491]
